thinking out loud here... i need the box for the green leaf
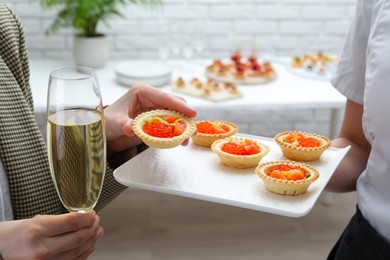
[37,0,162,36]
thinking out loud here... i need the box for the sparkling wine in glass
[46,66,106,213]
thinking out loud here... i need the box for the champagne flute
[46,66,106,213]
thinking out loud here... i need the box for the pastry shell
[274,131,331,161]
[256,160,319,195]
[132,109,196,149]
[191,120,238,147]
[211,137,270,169]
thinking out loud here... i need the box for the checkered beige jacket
[0,3,126,219]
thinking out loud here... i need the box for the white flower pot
[73,35,109,68]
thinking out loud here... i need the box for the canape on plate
[211,137,269,169]
[132,109,196,149]
[191,120,238,147]
[256,160,319,195]
[274,131,330,161]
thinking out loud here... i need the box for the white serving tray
[114,134,350,217]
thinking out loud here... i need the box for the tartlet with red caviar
[274,131,331,161]
[132,109,196,149]
[191,120,238,147]
[211,137,269,168]
[256,160,319,195]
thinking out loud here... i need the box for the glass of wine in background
[46,66,106,213]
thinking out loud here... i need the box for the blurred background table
[30,58,346,141]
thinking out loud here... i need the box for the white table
[29,59,346,138]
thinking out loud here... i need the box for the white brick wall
[3,0,357,60]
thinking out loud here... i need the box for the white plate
[286,66,335,81]
[114,134,350,217]
[115,61,172,80]
[116,74,171,88]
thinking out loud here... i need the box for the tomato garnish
[221,124,231,132]
[285,133,304,143]
[221,139,261,156]
[248,55,257,63]
[231,52,241,64]
[143,116,186,138]
[244,139,259,148]
[268,164,308,180]
[196,121,230,134]
[285,133,321,148]
[222,142,245,155]
[244,144,260,155]
[270,170,287,180]
[286,171,305,181]
[164,116,179,124]
[243,139,260,154]
[236,63,246,72]
[252,62,261,72]
[173,121,186,136]
[143,119,174,138]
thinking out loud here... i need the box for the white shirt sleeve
[331,0,373,105]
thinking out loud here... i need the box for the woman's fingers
[53,226,103,260]
[36,211,97,237]
[122,118,134,136]
[46,214,101,255]
[132,84,197,118]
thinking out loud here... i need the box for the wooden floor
[90,189,356,260]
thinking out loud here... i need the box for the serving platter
[114,134,349,217]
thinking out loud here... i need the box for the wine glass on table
[46,66,106,213]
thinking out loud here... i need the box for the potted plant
[39,0,161,68]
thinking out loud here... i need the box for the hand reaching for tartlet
[104,83,197,153]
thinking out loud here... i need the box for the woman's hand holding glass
[0,211,102,260]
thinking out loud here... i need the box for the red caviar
[143,117,186,138]
[285,133,321,148]
[268,164,308,180]
[221,139,260,155]
[196,121,230,134]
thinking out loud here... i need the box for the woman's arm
[326,99,371,192]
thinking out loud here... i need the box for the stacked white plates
[115,61,172,88]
